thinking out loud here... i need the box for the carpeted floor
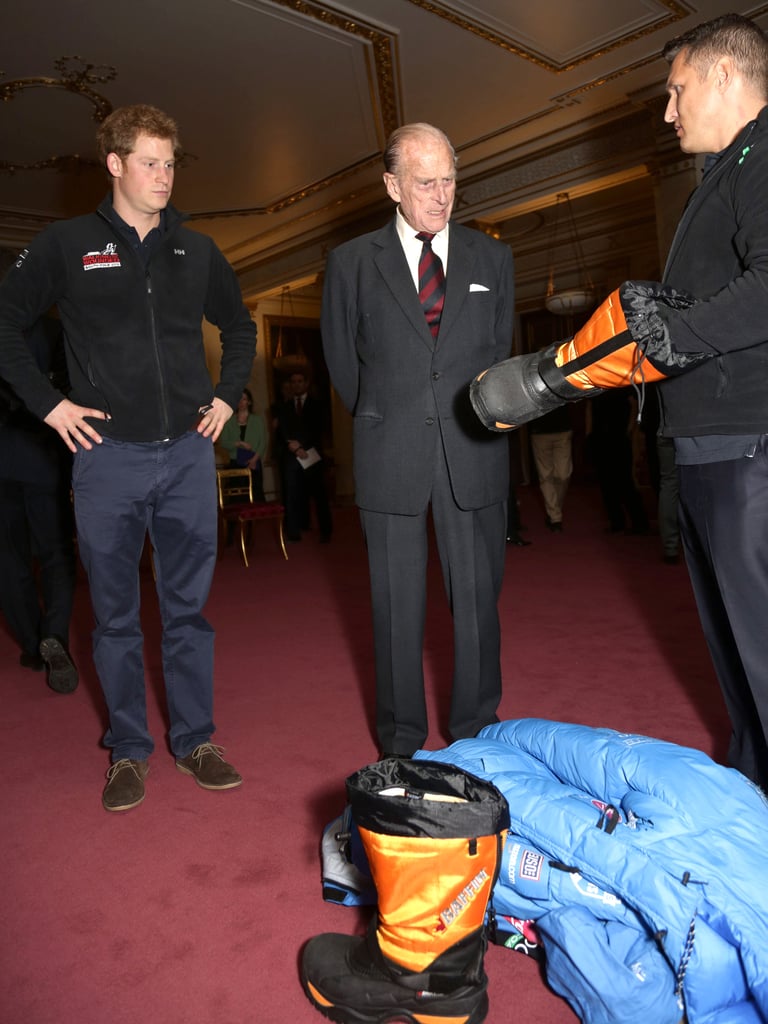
[2,483,728,1023]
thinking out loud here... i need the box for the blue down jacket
[415,720,768,1024]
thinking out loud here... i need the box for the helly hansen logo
[438,869,489,929]
[82,243,121,271]
[174,248,185,256]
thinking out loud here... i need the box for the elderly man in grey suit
[321,122,514,758]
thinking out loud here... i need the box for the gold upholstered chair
[216,467,287,566]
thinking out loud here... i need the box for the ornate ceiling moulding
[263,0,400,137]
[1,56,115,174]
[553,53,661,107]
[403,0,687,72]
[191,1,400,224]
[187,152,383,222]
[453,91,656,184]
[457,110,655,217]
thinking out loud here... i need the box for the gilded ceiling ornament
[264,0,400,137]
[0,56,115,174]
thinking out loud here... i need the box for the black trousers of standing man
[281,456,332,541]
[678,439,768,790]
[360,440,505,756]
[0,477,76,658]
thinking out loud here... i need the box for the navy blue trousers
[678,438,768,789]
[72,431,218,761]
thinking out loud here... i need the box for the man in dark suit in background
[321,122,514,757]
[277,369,333,542]
[0,313,78,692]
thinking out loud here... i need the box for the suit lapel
[439,226,474,343]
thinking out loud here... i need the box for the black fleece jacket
[0,197,255,442]
[659,105,768,437]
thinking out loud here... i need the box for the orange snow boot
[301,757,509,1024]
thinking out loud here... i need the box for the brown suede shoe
[175,743,243,790]
[102,759,150,812]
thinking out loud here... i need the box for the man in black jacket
[658,15,768,789]
[0,105,256,811]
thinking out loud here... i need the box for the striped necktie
[416,231,446,339]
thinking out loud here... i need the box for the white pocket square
[469,283,490,292]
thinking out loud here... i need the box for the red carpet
[2,484,727,1024]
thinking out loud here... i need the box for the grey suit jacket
[321,217,514,514]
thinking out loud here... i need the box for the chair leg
[277,519,288,560]
[239,520,250,568]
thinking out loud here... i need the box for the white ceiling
[2,0,765,309]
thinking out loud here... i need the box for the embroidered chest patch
[82,243,121,271]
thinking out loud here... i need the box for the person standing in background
[529,404,573,533]
[219,387,267,501]
[589,390,649,535]
[276,369,332,542]
[0,311,78,692]
[506,432,530,546]
[640,383,681,563]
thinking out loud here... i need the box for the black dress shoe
[20,650,45,671]
[506,533,531,546]
[379,751,415,760]
[39,637,79,694]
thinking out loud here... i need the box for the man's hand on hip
[197,396,233,442]
[44,398,110,452]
